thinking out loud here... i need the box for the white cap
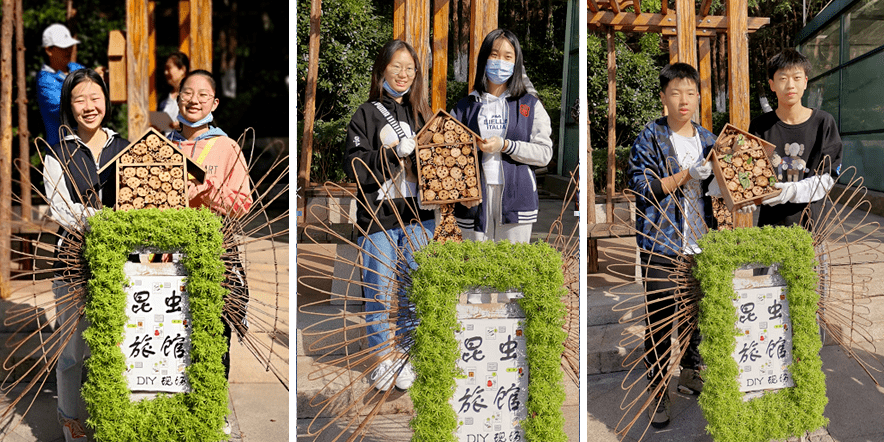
[42,24,79,48]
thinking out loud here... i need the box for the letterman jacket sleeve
[501,100,553,167]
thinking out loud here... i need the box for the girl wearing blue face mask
[451,29,553,243]
[344,39,435,392]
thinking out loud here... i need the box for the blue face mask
[178,112,214,128]
[485,59,515,85]
[383,80,409,98]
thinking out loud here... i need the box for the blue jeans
[359,219,434,356]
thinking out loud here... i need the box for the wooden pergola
[585,0,769,271]
[0,0,212,297]
[298,0,500,224]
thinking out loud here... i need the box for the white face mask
[178,112,213,128]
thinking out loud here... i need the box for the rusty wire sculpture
[602,160,883,441]
[0,129,289,439]
[297,157,579,441]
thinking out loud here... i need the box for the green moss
[82,208,229,441]
[408,240,567,442]
[694,226,827,442]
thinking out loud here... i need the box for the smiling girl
[44,68,129,442]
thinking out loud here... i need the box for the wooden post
[189,0,212,71]
[15,0,30,222]
[468,0,497,92]
[394,0,405,41]
[298,0,321,224]
[178,0,190,54]
[127,0,150,138]
[699,36,713,130]
[587,116,599,273]
[108,31,127,103]
[727,0,752,228]
[606,27,616,223]
[405,0,430,89]
[676,0,697,67]
[431,0,449,112]
[1,0,12,296]
[148,1,156,111]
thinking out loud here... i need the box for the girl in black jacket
[43,68,128,442]
[344,40,435,392]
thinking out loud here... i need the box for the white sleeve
[43,155,91,230]
[503,101,553,167]
[790,174,834,204]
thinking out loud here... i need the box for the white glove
[764,182,797,206]
[689,161,712,180]
[479,136,505,154]
[706,178,721,197]
[395,137,416,157]
[737,203,757,214]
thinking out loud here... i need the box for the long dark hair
[60,68,112,129]
[472,29,528,98]
[368,39,431,125]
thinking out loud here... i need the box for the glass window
[841,134,884,191]
[845,0,884,61]
[841,50,884,133]
[801,19,841,74]
[805,72,840,127]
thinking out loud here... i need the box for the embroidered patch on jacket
[520,104,530,117]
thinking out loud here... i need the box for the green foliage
[587,32,664,156]
[409,240,567,442]
[694,226,827,442]
[296,0,391,123]
[82,208,229,442]
[591,146,630,194]
[296,117,351,184]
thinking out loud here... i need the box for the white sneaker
[61,417,87,442]
[394,361,416,390]
[370,359,396,391]
[223,416,232,435]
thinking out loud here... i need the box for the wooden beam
[468,0,497,92]
[606,27,616,223]
[699,37,713,130]
[632,0,641,13]
[148,1,156,111]
[1,0,12,295]
[178,0,189,54]
[431,0,449,112]
[727,0,752,228]
[700,0,713,16]
[668,36,677,64]
[588,0,599,13]
[299,0,321,222]
[189,0,211,71]
[676,0,697,67]
[406,0,430,89]
[661,0,668,14]
[127,0,150,138]
[15,0,30,223]
[588,11,768,34]
[610,0,621,14]
[394,0,405,41]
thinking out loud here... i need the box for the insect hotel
[709,124,780,227]
[100,128,206,211]
[415,110,482,242]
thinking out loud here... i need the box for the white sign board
[731,285,795,393]
[123,275,192,393]
[451,301,528,442]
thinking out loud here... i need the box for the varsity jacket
[37,62,85,146]
[450,92,553,232]
[627,117,717,257]
[169,126,253,216]
[344,97,434,235]
[44,128,129,270]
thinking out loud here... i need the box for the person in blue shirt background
[37,23,86,146]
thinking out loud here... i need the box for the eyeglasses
[388,66,416,78]
[179,89,215,103]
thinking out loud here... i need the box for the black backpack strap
[372,101,407,141]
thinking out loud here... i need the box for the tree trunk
[452,0,470,82]
[1,0,14,296]
[15,0,29,222]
